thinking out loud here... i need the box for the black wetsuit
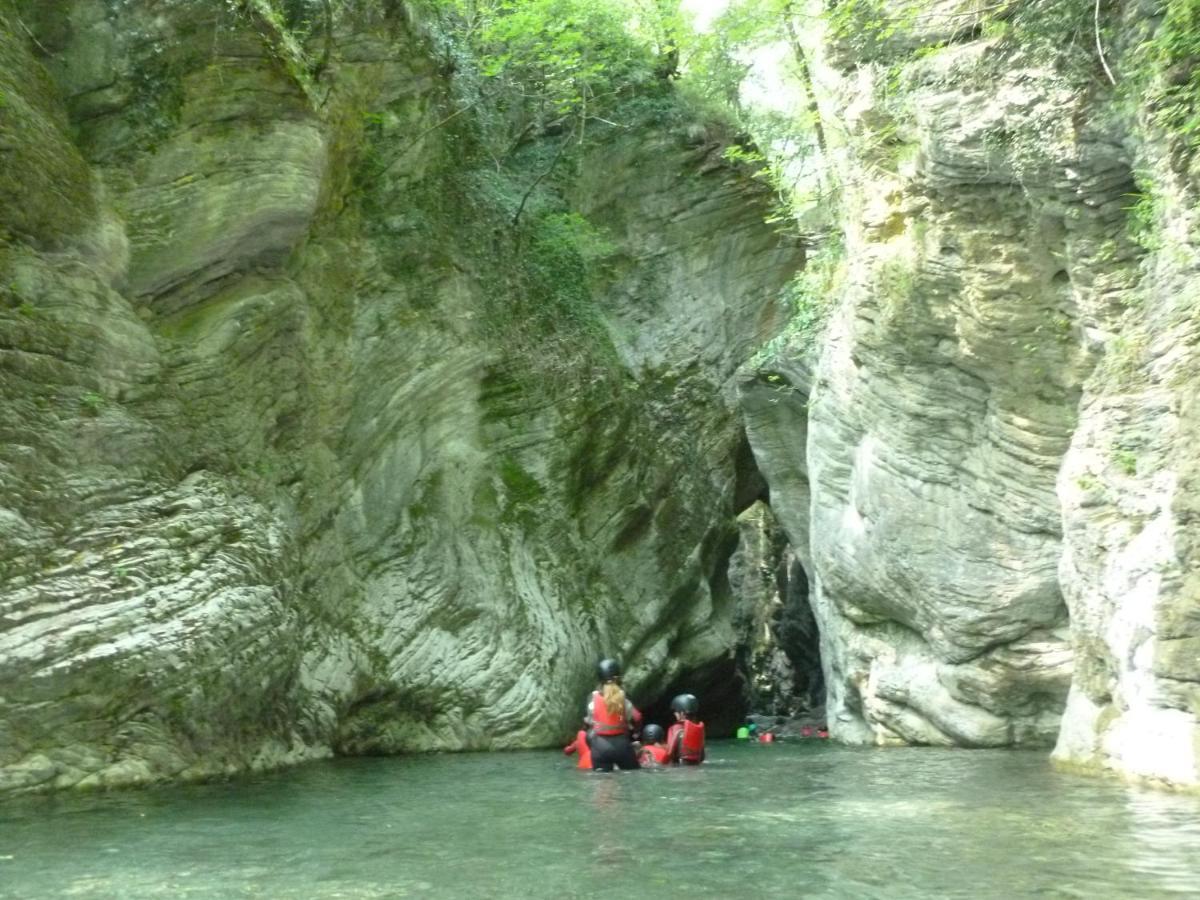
[588,732,640,772]
[584,691,641,771]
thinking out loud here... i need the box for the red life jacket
[638,743,672,766]
[679,719,705,764]
[591,692,628,736]
[564,730,592,768]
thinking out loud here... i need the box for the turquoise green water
[3,742,1200,898]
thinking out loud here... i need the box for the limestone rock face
[6,0,1196,795]
[0,2,799,792]
[742,2,1200,783]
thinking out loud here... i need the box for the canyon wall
[2,0,1196,795]
[0,0,800,792]
[741,0,1199,786]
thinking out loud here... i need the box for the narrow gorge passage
[727,433,826,726]
[733,503,824,720]
[634,431,826,738]
[1,0,1199,858]
[4,0,1200,894]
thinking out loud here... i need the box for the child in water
[563,726,592,769]
[636,724,672,767]
[666,693,706,765]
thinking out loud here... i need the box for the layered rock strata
[743,0,1199,785]
[0,1,800,792]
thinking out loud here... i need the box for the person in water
[636,723,672,767]
[563,726,593,769]
[666,693,706,765]
[585,658,642,771]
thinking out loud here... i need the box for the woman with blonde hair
[584,658,642,771]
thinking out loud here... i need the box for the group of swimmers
[563,658,706,772]
[736,721,829,741]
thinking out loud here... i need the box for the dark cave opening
[638,654,746,738]
[744,543,824,717]
[638,435,824,737]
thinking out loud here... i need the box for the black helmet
[670,693,699,714]
[596,658,622,682]
[642,723,665,744]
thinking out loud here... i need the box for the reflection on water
[2,743,1199,898]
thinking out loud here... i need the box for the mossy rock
[0,8,96,246]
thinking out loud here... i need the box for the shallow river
[3,742,1200,898]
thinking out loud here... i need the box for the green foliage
[721,139,803,224]
[524,211,614,335]
[628,0,686,69]
[1112,449,1138,476]
[722,143,766,167]
[826,0,923,55]
[498,454,545,523]
[978,0,1102,82]
[754,231,844,361]
[240,0,325,90]
[1103,330,1148,382]
[536,211,617,262]
[784,269,835,341]
[79,391,106,416]
[678,0,777,112]
[470,205,621,394]
[1130,0,1200,148]
[980,16,1011,42]
[875,256,915,322]
[1124,173,1163,252]
[125,52,187,154]
[431,0,658,129]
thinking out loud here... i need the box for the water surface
[3,742,1199,898]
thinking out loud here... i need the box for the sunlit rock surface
[0,2,800,792]
[741,1,1199,784]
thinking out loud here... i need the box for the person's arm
[626,700,642,736]
[583,693,594,728]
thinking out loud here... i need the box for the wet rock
[0,2,800,791]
